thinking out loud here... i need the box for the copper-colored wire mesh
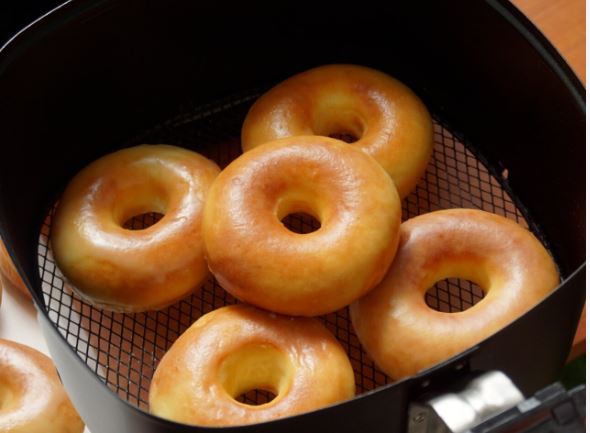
[38,91,528,409]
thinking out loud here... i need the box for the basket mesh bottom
[37,91,527,409]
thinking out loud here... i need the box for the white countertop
[0,285,92,433]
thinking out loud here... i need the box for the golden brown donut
[0,240,31,299]
[241,64,433,198]
[350,209,560,379]
[149,304,355,426]
[51,145,220,312]
[203,136,401,316]
[0,339,85,433]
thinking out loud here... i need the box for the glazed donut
[203,136,401,316]
[0,240,31,299]
[0,339,85,433]
[51,145,220,312]
[350,209,559,379]
[241,64,433,198]
[149,304,355,426]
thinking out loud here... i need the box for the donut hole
[276,199,322,234]
[281,212,321,234]
[112,181,168,230]
[328,130,360,144]
[425,278,485,313]
[313,108,366,144]
[218,344,292,407]
[235,389,278,406]
[123,212,164,230]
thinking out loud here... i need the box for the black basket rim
[0,1,585,431]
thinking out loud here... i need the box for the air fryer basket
[0,1,584,433]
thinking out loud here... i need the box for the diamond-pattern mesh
[236,390,277,406]
[123,213,164,230]
[37,91,529,410]
[282,212,322,234]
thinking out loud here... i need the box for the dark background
[0,1,63,44]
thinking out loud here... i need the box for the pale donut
[350,209,560,379]
[51,145,220,312]
[0,339,84,433]
[0,240,30,299]
[203,136,401,316]
[241,64,433,198]
[149,304,355,426]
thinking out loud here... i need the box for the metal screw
[413,412,426,423]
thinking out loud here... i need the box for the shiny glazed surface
[0,339,84,433]
[203,136,401,316]
[51,145,220,312]
[0,241,29,299]
[241,64,433,198]
[149,304,355,426]
[350,209,560,379]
